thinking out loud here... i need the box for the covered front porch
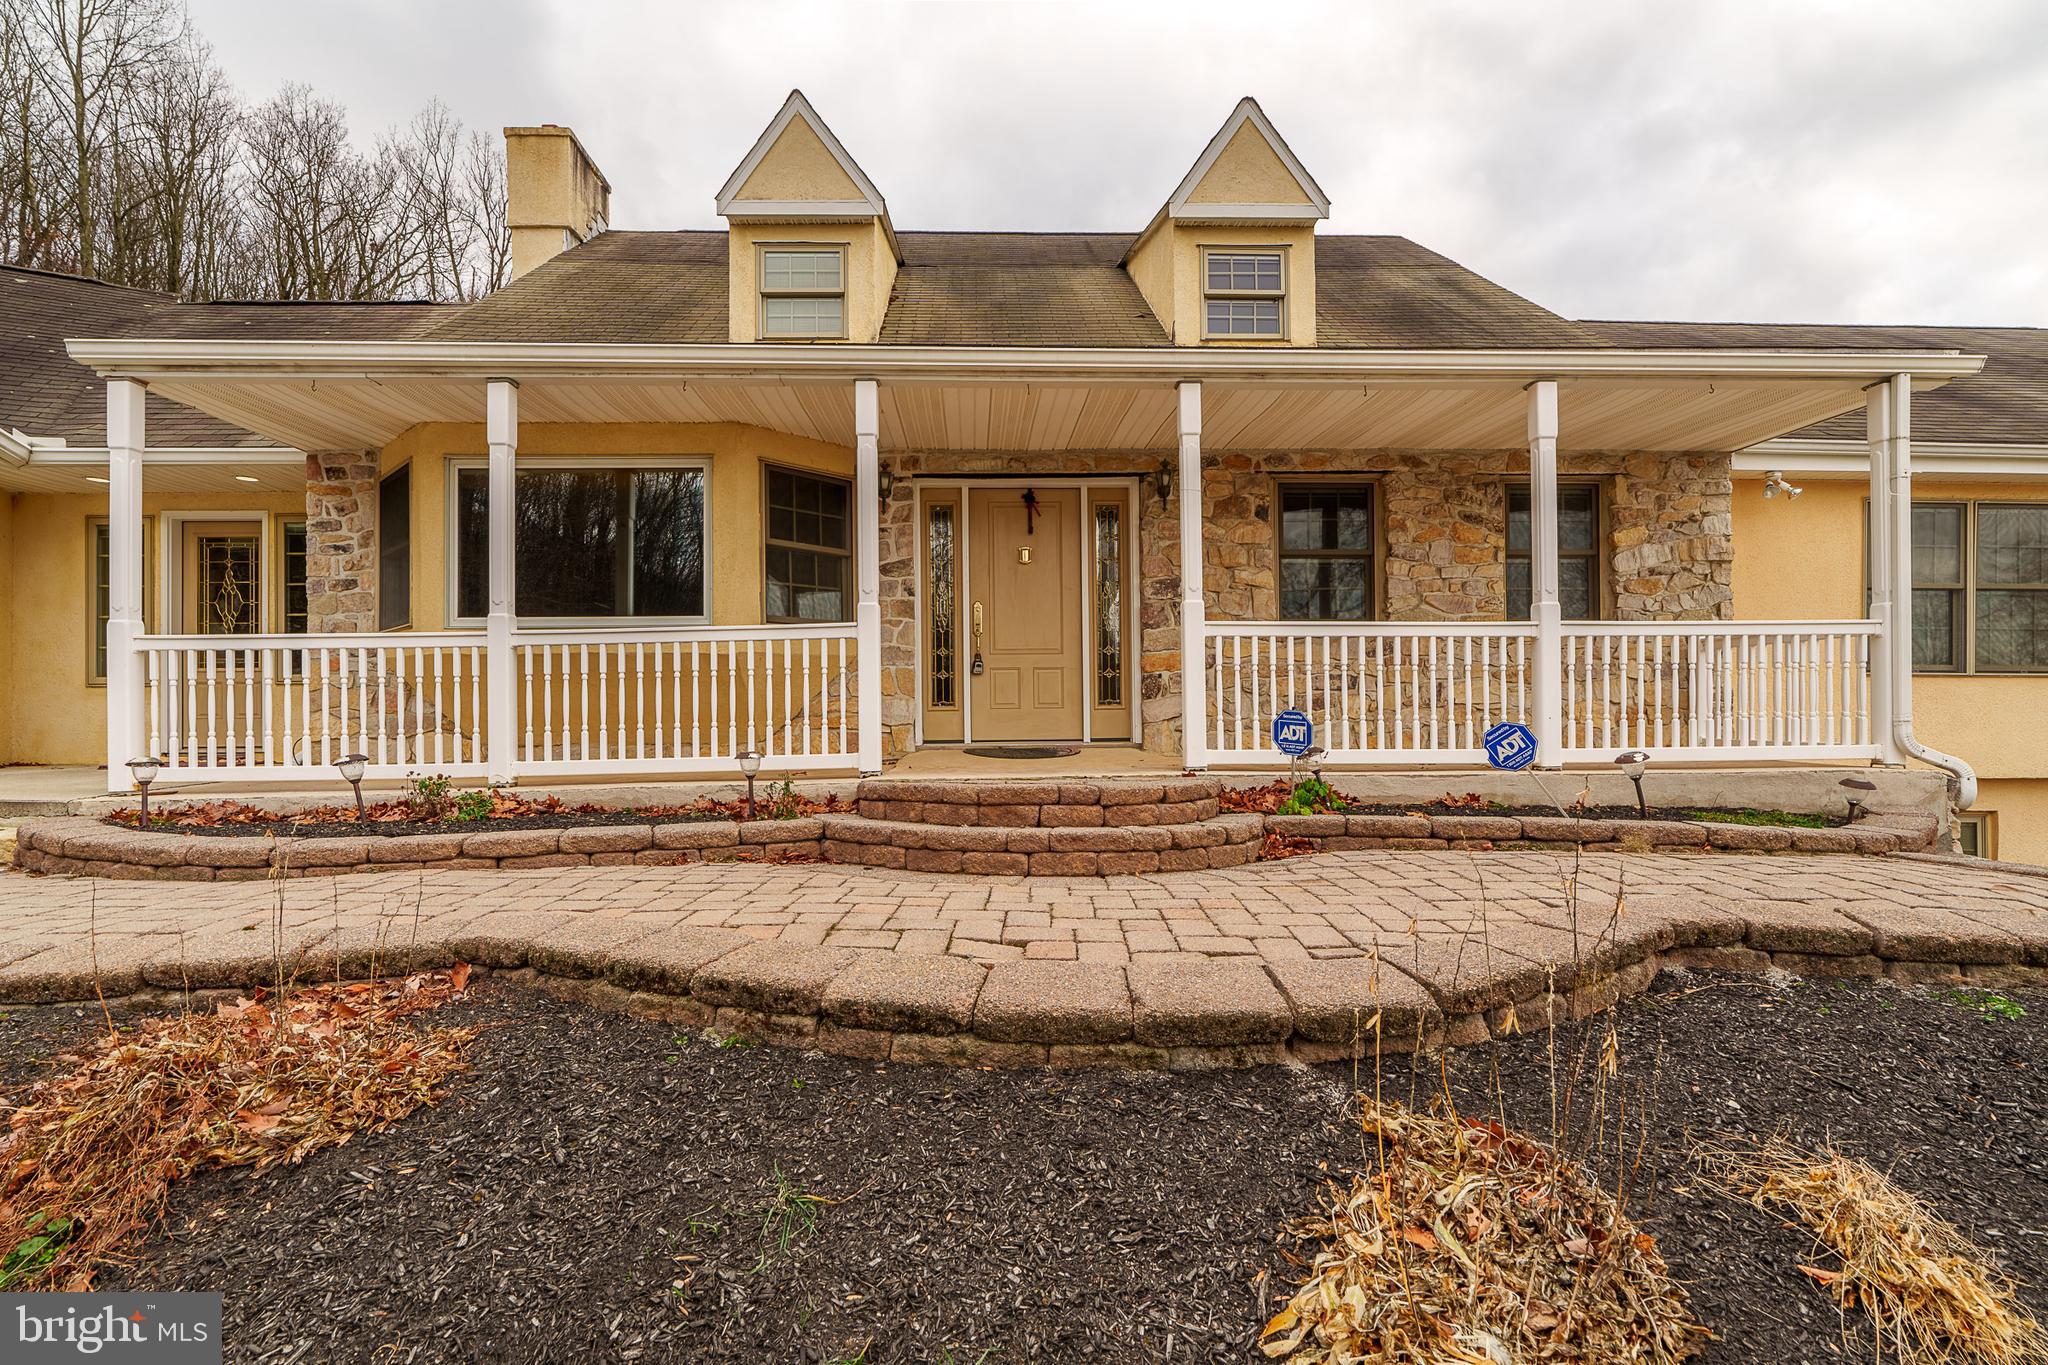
[69,340,1973,792]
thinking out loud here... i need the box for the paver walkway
[4,851,2044,1068]
[5,850,2044,964]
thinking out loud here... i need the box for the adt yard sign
[1272,708,1313,757]
[1482,721,1538,771]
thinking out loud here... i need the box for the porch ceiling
[0,448,303,494]
[75,340,1979,457]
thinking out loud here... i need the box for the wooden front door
[966,487,1083,741]
[179,522,261,635]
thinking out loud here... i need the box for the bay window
[452,460,706,623]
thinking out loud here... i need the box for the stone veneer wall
[864,448,1733,762]
[304,453,378,633]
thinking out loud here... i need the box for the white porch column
[1865,382,1902,763]
[1885,373,1915,765]
[1178,380,1207,770]
[485,379,519,784]
[104,379,147,791]
[854,378,882,774]
[1526,379,1563,765]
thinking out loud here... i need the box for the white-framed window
[448,457,709,625]
[1900,500,2048,674]
[1956,812,1993,859]
[1203,247,1285,339]
[759,245,846,339]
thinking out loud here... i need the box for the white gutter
[1879,376,1978,809]
[0,427,29,466]
[1738,437,2048,479]
[62,338,1988,386]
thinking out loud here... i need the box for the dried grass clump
[1705,1136,2047,1365]
[0,966,478,1290]
[1262,1097,1703,1364]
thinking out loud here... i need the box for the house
[3,92,2041,854]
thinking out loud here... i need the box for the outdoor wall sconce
[1152,461,1173,501]
[1614,750,1651,818]
[737,747,763,820]
[1839,775,1877,821]
[335,754,369,820]
[126,756,162,826]
[877,464,897,501]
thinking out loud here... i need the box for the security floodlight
[126,756,162,826]
[1614,750,1651,818]
[737,748,763,820]
[336,754,369,819]
[1839,775,1878,822]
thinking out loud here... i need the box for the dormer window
[759,245,846,339]
[1203,248,1285,339]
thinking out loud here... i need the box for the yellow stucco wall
[3,489,303,766]
[1733,474,2048,859]
[0,493,13,762]
[1125,222,1316,346]
[732,118,863,202]
[377,421,856,631]
[725,219,895,344]
[1184,122,1316,206]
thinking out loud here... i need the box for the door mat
[962,746,1081,760]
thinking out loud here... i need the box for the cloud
[186,0,2048,325]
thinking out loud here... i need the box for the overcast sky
[187,0,2048,327]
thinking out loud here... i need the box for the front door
[966,487,1083,741]
[179,522,261,635]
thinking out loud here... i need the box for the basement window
[1203,249,1285,338]
[760,246,846,339]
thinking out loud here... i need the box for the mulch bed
[1221,782,1846,826]
[103,792,848,839]
[4,973,2035,1363]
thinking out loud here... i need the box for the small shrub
[449,789,495,822]
[404,772,456,820]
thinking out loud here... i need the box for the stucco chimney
[504,125,611,280]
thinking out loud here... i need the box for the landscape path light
[1839,775,1878,822]
[336,754,369,820]
[126,756,162,827]
[1614,750,1651,819]
[738,747,763,821]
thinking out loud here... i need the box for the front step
[854,777,1221,828]
[831,777,1256,873]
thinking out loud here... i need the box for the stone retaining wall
[10,808,1938,881]
[4,887,2036,1071]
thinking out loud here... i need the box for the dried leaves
[1704,1136,2047,1365]
[0,967,477,1290]
[1262,1098,1704,1364]
[110,790,849,831]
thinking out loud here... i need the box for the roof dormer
[1125,98,1328,346]
[718,91,899,343]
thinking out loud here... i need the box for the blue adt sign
[1482,721,1538,771]
[1271,708,1313,757]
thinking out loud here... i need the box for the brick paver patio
[4,850,2044,1067]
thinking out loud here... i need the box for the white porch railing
[510,624,857,776]
[1206,622,1538,763]
[139,633,489,779]
[134,623,859,782]
[1201,619,1882,767]
[1558,621,1880,762]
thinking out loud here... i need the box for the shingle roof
[0,266,274,447]
[424,232,729,343]
[117,299,455,341]
[1590,320,2048,445]
[880,232,1167,346]
[1316,237,1607,349]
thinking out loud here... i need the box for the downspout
[1884,374,1978,810]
